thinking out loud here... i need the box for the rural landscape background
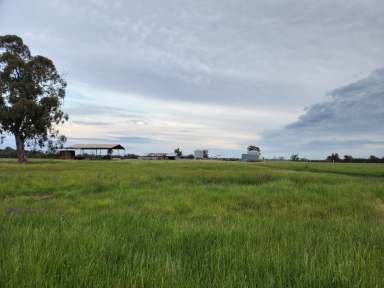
[1,0,384,158]
[1,0,384,287]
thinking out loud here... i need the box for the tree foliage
[247,145,261,152]
[368,155,380,163]
[326,153,340,162]
[174,148,182,157]
[344,155,353,162]
[0,35,67,162]
[290,154,300,161]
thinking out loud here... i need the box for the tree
[174,148,182,157]
[290,154,299,161]
[326,153,340,162]
[184,154,194,159]
[344,155,353,162]
[47,135,67,154]
[247,145,260,152]
[0,146,16,158]
[203,149,209,159]
[0,35,67,163]
[369,155,379,163]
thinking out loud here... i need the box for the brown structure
[58,150,75,160]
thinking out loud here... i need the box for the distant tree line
[0,146,56,158]
[325,153,384,163]
[287,153,384,163]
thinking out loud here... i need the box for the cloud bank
[261,69,384,158]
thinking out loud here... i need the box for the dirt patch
[31,194,51,201]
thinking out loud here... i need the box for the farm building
[241,150,261,162]
[194,149,208,159]
[63,144,125,159]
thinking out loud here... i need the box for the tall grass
[0,160,384,287]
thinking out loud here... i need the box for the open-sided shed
[65,144,125,158]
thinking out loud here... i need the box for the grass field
[1,159,384,287]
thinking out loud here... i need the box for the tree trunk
[15,134,27,163]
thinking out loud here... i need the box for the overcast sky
[1,0,383,158]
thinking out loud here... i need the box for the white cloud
[60,83,297,155]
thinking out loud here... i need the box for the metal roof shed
[65,144,125,157]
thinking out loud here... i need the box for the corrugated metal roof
[67,144,125,149]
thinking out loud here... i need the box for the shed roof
[67,144,125,150]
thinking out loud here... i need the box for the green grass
[0,159,384,287]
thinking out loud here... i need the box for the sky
[0,0,383,158]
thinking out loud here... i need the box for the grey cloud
[68,136,157,145]
[115,136,158,144]
[65,102,146,120]
[71,120,110,126]
[2,0,384,109]
[68,137,111,143]
[287,69,384,133]
[261,69,384,158]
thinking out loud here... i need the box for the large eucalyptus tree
[0,35,67,162]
